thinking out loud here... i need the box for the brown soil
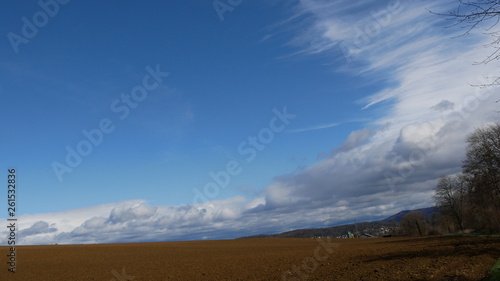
[1,236,499,281]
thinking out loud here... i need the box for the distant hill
[239,206,439,239]
[379,207,440,223]
[239,221,394,239]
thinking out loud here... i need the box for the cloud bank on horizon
[2,0,499,245]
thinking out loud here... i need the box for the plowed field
[1,236,499,280]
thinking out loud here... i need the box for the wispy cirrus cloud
[286,121,339,133]
[254,0,500,217]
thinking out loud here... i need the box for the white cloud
[0,198,250,245]
[336,127,374,152]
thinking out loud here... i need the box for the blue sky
[1,0,499,245]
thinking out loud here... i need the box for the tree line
[434,123,500,233]
[398,123,500,236]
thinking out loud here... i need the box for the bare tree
[434,123,500,233]
[434,175,469,231]
[401,211,429,236]
[437,0,500,86]
[463,123,500,203]
[463,123,500,231]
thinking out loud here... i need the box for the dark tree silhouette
[401,211,429,236]
[463,123,500,231]
[434,175,468,231]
